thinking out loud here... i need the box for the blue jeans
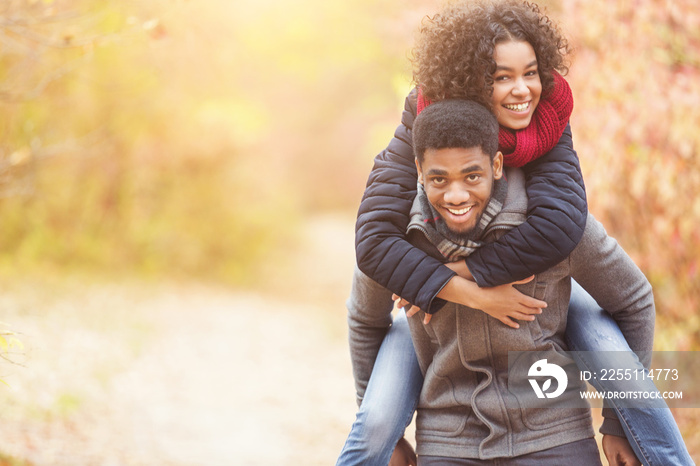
[567,280,693,466]
[336,311,423,466]
[337,278,693,466]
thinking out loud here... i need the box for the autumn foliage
[562,0,700,349]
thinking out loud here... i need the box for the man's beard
[443,186,494,240]
[443,209,483,242]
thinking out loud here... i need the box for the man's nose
[444,184,469,204]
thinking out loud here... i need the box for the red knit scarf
[416,71,574,168]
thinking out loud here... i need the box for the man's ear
[415,158,424,185]
[492,151,504,180]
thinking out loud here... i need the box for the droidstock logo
[528,359,568,399]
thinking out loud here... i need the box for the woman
[337,1,692,465]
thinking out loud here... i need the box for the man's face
[416,147,503,235]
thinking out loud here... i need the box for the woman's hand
[394,274,546,327]
[467,276,546,328]
[392,294,431,322]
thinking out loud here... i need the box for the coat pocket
[527,282,549,341]
[417,366,473,436]
[519,406,591,431]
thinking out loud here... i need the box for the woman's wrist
[436,275,483,309]
[444,260,474,281]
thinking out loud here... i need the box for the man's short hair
[413,99,499,164]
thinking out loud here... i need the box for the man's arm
[346,267,394,405]
[569,214,654,356]
[569,213,655,437]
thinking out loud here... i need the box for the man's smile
[441,204,479,232]
[446,205,473,216]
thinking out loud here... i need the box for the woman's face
[490,40,542,130]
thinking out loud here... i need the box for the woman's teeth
[504,102,529,112]
[447,206,472,215]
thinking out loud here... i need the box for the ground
[0,213,696,465]
[0,214,359,465]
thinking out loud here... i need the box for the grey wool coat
[404,168,655,459]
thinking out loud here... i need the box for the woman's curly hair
[411,0,571,110]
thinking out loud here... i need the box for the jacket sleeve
[346,267,394,406]
[466,124,588,287]
[355,89,455,313]
[569,214,656,436]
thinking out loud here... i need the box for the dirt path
[1,214,697,464]
[0,214,361,465]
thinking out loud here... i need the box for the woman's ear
[492,151,504,179]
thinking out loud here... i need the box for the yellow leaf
[8,338,24,351]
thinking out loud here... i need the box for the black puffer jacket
[355,89,587,313]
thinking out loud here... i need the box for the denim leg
[566,279,693,466]
[337,311,423,466]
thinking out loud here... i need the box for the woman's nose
[511,78,529,96]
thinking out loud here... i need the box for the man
[401,99,654,463]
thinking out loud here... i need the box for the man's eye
[467,174,481,182]
[432,177,446,185]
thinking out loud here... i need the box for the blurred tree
[0,0,447,282]
[0,0,290,282]
[564,0,700,349]
[1,0,697,337]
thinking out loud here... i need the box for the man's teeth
[448,206,472,215]
[504,102,529,111]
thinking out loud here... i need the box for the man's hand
[602,434,641,466]
[388,437,417,466]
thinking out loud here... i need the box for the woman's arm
[465,124,588,287]
[355,89,550,314]
[355,92,587,310]
[355,89,456,313]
